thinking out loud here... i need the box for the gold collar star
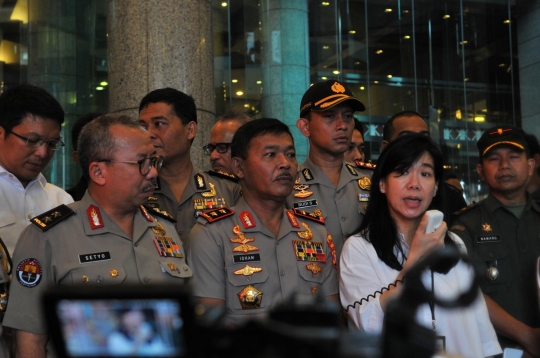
[482,223,492,232]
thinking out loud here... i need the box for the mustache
[275,173,294,181]
[140,180,158,193]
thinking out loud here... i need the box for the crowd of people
[0,80,538,357]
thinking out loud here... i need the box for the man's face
[382,115,429,149]
[297,103,355,155]
[139,102,196,167]
[477,146,534,196]
[208,120,242,174]
[103,125,158,208]
[233,132,297,201]
[0,115,61,187]
[344,129,365,163]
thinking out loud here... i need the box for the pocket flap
[159,259,192,278]
[227,265,268,286]
[69,263,127,285]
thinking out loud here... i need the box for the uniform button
[143,277,150,283]
[179,230,183,235]
[134,243,139,247]
[183,266,189,271]
[247,276,252,282]
[27,214,32,219]
[336,190,341,194]
[280,269,285,276]
[341,217,346,221]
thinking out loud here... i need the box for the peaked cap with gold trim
[300,80,365,117]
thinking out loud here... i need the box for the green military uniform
[188,197,338,327]
[286,158,373,260]
[3,192,192,336]
[144,166,241,253]
[450,194,540,346]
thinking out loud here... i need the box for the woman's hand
[404,214,447,272]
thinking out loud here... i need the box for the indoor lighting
[322,2,330,5]
[385,8,392,13]
[236,91,243,96]
[221,2,227,7]
[256,80,262,84]
[232,79,238,83]
[360,86,365,90]
[100,81,108,86]
[474,115,485,122]
[459,40,468,45]
[323,45,329,50]
[376,50,383,55]
[374,80,379,84]
[387,74,393,78]
[504,19,511,24]
[403,35,411,39]
[10,0,28,24]
[321,76,328,80]
[244,104,250,108]
[96,86,104,91]
[333,70,340,74]
[349,30,356,34]
[443,14,450,19]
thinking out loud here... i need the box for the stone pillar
[259,0,310,161]
[107,0,214,169]
[517,0,540,135]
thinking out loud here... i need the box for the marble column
[107,0,214,169]
[259,0,310,161]
[517,0,540,135]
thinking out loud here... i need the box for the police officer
[189,118,338,327]
[3,114,192,358]
[450,125,540,356]
[138,88,241,252]
[288,80,374,260]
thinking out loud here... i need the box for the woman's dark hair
[356,133,457,273]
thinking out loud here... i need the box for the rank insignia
[140,205,154,222]
[293,184,313,198]
[234,265,262,276]
[240,211,256,229]
[358,176,371,190]
[450,224,466,232]
[297,222,313,240]
[87,205,105,230]
[292,240,326,263]
[194,174,207,190]
[482,223,492,232]
[201,182,217,198]
[302,168,314,181]
[230,225,259,252]
[147,196,158,201]
[358,193,370,202]
[16,258,42,288]
[293,209,325,224]
[327,233,337,269]
[208,170,239,182]
[200,208,234,223]
[286,210,300,228]
[193,198,227,213]
[151,221,166,235]
[31,204,74,232]
[306,263,322,275]
[144,205,176,222]
[153,237,184,258]
[355,161,376,170]
[346,164,358,176]
[238,285,263,309]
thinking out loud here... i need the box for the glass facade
[2,0,522,203]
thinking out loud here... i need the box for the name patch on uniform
[475,235,501,244]
[233,254,261,264]
[79,252,112,264]
[293,199,318,209]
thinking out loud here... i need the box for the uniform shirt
[286,158,372,260]
[0,165,73,254]
[144,165,241,252]
[3,192,192,335]
[450,194,540,346]
[188,197,338,327]
[340,232,501,358]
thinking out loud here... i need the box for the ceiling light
[360,86,365,90]
[376,50,383,55]
[221,2,227,7]
[374,80,379,84]
[244,104,250,108]
[100,81,108,86]
[349,30,356,34]
[256,80,262,84]
[504,19,510,24]
[387,74,393,78]
[236,91,243,96]
[403,35,410,39]
[323,45,329,50]
[321,76,328,80]
[232,79,238,83]
[322,1,330,5]
[443,14,450,19]
[385,8,392,13]
[333,70,340,74]
[96,86,104,91]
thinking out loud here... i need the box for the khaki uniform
[450,194,540,347]
[144,166,241,252]
[286,158,373,260]
[3,193,192,335]
[188,198,338,327]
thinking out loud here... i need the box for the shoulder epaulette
[142,205,177,222]
[200,208,234,223]
[451,202,478,217]
[208,170,239,183]
[31,204,74,232]
[355,161,376,170]
[293,208,325,225]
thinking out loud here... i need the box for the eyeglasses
[203,143,231,156]
[98,156,164,176]
[10,131,65,151]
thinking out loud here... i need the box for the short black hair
[383,110,424,141]
[217,111,251,125]
[138,87,197,125]
[523,132,540,156]
[231,118,293,160]
[353,119,363,136]
[71,113,103,149]
[0,84,64,134]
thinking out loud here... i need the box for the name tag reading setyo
[233,254,261,264]
[293,200,318,209]
[475,235,501,244]
[79,252,112,264]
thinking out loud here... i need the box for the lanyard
[428,269,436,330]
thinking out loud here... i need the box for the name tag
[475,235,501,244]
[233,254,261,264]
[293,199,318,209]
[79,252,112,264]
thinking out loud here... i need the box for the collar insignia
[302,168,314,181]
[240,211,256,229]
[346,164,358,176]
[87,205,105,230]
[482,223,492,232]
[286,210,300,228]
[194,174,207,190]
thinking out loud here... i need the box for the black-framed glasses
[98,155,164,176]
[203,143,231,156]
[10,131,65,151]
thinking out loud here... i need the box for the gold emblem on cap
[151,221,166,235]
[238,285,263,309]
[358,176,371,190]
[110,269,119,278]
[297,222,313,240]
[482,223,492,232]
[331,82,346,93]
[234,265,262,276]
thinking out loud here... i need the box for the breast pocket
[158,259,192,279]
[474,241,510,292]
[67,263,127,285]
